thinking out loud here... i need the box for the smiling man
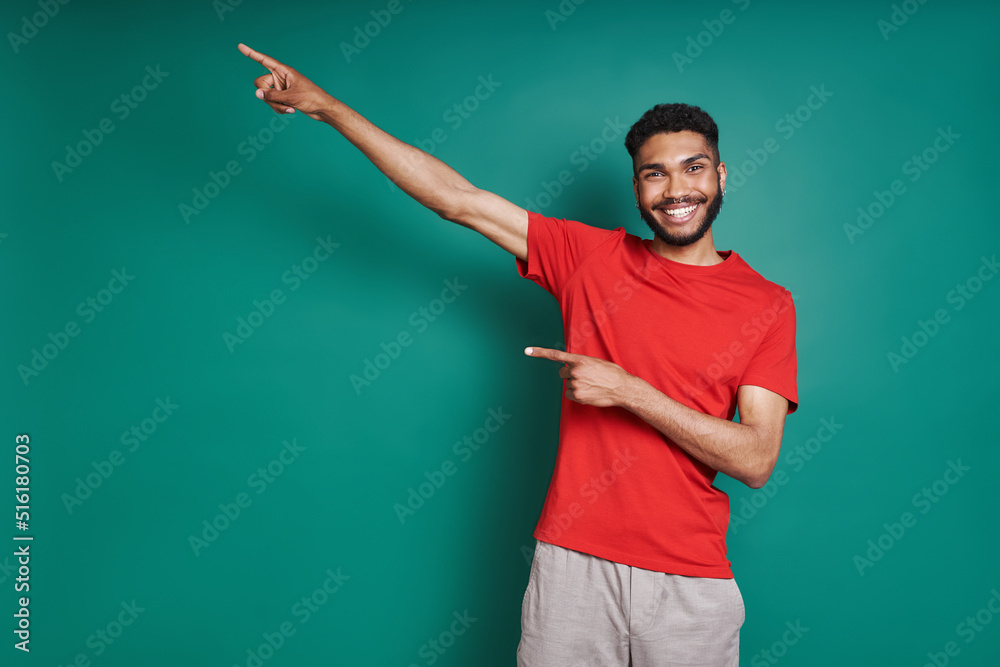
[238,44,798,666]
[515,105,798,667]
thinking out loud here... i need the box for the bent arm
[619,381,788,488]
[524,346,790,489]
[315,100,528,260]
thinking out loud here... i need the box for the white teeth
[666,204,697,217]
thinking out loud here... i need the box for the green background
[3,0,998,664]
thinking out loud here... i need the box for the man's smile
[657,201,701,223]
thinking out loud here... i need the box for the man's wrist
[616,372,650,412]
[315,95,343,125]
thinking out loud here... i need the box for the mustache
[654,198,705,208]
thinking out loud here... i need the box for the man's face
[632,131,726,247]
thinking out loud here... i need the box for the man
[238,43,798,666]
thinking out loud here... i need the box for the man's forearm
[617,376,774,488]
[316,98,473,218]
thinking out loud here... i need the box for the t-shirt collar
[641,238,737,275]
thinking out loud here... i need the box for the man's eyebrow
[637,162,666,173]
[637,153,712,173]
[682,153,712,165]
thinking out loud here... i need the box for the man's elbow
[742,443,781,489]
[436,183,478,223]
[744,469,773,490]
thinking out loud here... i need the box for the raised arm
[237,43,527,260]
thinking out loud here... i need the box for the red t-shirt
[516,210,798,578]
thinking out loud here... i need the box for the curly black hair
[624,103,720,173]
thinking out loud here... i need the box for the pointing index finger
[237,43,283,72]
[525,346,578,363]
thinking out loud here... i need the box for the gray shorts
[516,540,744,666]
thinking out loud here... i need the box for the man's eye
[688,165,702,172]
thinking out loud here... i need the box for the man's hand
[237,43,336,121]
[525,347,634,408]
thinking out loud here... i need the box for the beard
[639,174,724,247]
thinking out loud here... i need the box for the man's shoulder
[729,251,793,297]
[530,210,627,237]
[528,210,630,255]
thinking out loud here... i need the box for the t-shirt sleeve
[515,210,621,298]
[739,289,799,415]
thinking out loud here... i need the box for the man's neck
[649,235,725,266]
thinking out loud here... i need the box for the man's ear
[717,161,727,192]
